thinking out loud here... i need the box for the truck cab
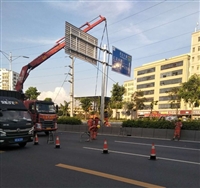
[24,100,58,135]
[0,96,34,147]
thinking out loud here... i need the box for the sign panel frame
[65,22,98,65]
[112,46,132,77]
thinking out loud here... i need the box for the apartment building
[190,30,200,76]
[123,80,134,102]
[134,54,190,117]
[0,68,19,91]
[123,30,200,118]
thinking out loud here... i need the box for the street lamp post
[0,50,29,90]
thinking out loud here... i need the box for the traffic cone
[34,134,39,145]
[149,143,156,160]
[102,139,108,154]
[55,136,60,148]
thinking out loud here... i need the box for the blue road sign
[112,46,132,77]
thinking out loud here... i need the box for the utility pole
[100,45,108,126]
[68,56,74,117]
[0,50,29,90]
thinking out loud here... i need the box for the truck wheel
[18,142,27,147]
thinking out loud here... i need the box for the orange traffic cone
[55,136,60,148]
[34,134,39,145]
[149,143,156,160]
[102,139,108,154]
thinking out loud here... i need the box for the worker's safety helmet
[97,125,100,129]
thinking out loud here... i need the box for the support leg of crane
[47,131,54,144]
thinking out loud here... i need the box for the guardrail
[57,124,200,141]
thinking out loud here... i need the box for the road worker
[93,116,101,139]
[87,115,100,140]
[104,111,111,127]
[172,119,183,141]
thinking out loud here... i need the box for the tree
[131,90,146,118]
[79,98,92,120]
[60,100,70,116]
[110,83,126,119]
[179,74,200,120]
[25,87,40,100]
[149,100,158,119]
[44,98,52,102]
[166,87,181,116]
[122,101,134,119]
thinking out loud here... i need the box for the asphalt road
[0,131,199,188]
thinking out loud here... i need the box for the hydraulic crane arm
[15,15,106,93]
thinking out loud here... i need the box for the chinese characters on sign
[112,46,132,77]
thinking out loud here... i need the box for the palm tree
[166,87,181,116]
[60,101,70,116]
[79,98,92,120]
[131,90,146,118]
[179,74,200,120]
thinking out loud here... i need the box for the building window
[198,36,200,42]
[160,87,180,94]
[160,78,182,86]
[158,103,180,109]
[137,68,155,75]
[198,46,200,51]
[137,75,155,82]
[160,69,182,78]
[192,57,194,62]
[160,61,183,70]
[197,66,199,70]
[137,82,154,89]
[193,47,195,52]
[198,55,200,61]
[143,90,154,95]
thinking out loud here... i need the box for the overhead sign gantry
[65,22,98,65]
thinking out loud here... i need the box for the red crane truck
[15,16,106,135]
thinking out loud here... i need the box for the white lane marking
[115,140,200,151]
[83,147,200,165]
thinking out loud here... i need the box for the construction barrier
[34,134,39,145]
[55,136,60,149]
[57,124,200,141]
[102,139,108,154]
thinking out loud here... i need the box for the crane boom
[15,15,106,93]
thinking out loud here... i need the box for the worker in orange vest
[87,115,100,140]
[93,116,101,139]
[172,119,183,141]
[104,111,111,127]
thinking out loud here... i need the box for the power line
[109,1,191,35]
[111,11,199,44]
[132,45,190,61]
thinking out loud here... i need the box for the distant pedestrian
[172,119,183,141]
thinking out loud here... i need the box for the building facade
[123,80,134,102]
[122,30,200,119]
[190,30,200,76]
[0,68,19,91]
[134,54,191,117]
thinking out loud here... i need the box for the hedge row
[57,116,82,125]
[121,120,200,130]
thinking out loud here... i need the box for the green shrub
[57,116,82,125]
[181,121,200,130]
[121,119,200,130]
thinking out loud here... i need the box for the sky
[0,0,200,105]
